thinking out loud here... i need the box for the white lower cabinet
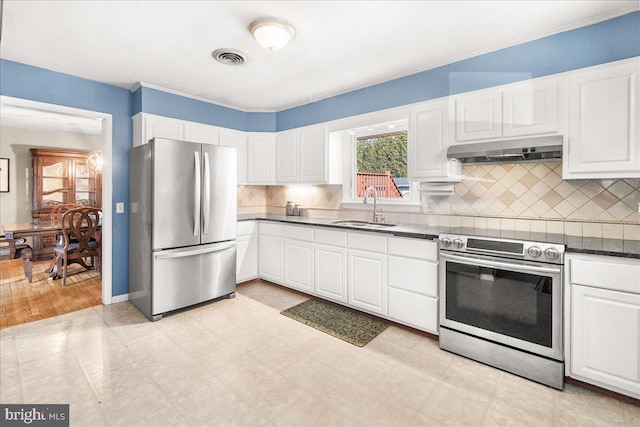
[258,223,284,284]
[283,239,314,293]
[236,221,258,283]
[236,236,258,283]
[568,253,640,399]
[252,222,441,334]
[314,228,348,303]
[387,237,439,334]
[315,244,347,303]
[348,249,388,316]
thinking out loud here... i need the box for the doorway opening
[0,96,113,327]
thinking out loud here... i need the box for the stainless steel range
[438,233,565,389]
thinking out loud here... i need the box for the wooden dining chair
[46,204,84,273]
[54,207,101,286]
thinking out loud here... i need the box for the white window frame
[341,121,421,212]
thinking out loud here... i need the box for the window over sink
[343,119,420,210]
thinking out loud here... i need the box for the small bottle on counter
[286,201,294,216]
[299,207,308,217]
[293,204,301,216]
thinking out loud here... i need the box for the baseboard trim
[110,293,129,304]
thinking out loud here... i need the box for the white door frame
[1,95,114,304]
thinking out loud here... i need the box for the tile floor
[1,280,638,426]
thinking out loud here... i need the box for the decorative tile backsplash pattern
[237,186,267,214]
[266,185,342,210]
[238,163,640,239]
[427,162,640,223]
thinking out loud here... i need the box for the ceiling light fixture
[249,17,295,52]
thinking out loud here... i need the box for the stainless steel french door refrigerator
[129,138,237,321]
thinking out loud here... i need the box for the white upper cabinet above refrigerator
[184,121,220,145]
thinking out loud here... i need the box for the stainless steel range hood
[447,135,563,164]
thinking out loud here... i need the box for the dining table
[2,220,101,282]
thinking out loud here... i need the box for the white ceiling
[1,1,638,112]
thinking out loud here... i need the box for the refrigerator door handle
[154,241,235,259]
[203,151,211,235]
[193,151,201,237]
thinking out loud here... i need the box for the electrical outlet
[451,202,459,214]
[116,202,125,213]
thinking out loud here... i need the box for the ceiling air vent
[212,49,246,65]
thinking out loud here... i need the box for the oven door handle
[440,252,562,275]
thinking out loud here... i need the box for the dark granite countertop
[238,214,640,259]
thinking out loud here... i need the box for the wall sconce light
[249,17,295,52]
[87,151,104,173]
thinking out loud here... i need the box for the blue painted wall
[0,59,133,297]
[276,11,640,130]
[1,10,638,296]
[133,86,249,131]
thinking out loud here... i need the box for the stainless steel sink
[331,220,396,228]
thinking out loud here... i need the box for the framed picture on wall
[0,158,9,192]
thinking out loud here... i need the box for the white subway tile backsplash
[602,223,624,239]
[515,219,530,232]
[582,222,603,238]
[564,222,583,237]
[530,220,546,234]
[547,221,564,235]
[623,224,640,240]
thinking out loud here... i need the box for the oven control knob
[545,248,559,260]
[453,239,464,249]
[527,246,542,257]
[440,237,452,248]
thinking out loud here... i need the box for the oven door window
[445,261,553,348]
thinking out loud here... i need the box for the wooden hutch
[30,149,102,260]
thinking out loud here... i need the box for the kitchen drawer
[388,287,438,334]
[571,256,640,294]
[388,237,437,261]
[237,220,257,236]
[348,232,387,253]
[315,228,347,247]
[284,224,314,242]
[388,255,438,297]
[259,222,284,237]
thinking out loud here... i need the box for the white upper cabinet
[219,128,247,185]
[503,80,561,137]
[454,90,502,142]
[299,127,327,182]
[450,77,564,144]
[276,130,299,182]
[276,126,333,184]
[247,133,276,184]
[564,59,640,179]
[133,113,183,146]
[408,99,461,182]
[184,122,220,145]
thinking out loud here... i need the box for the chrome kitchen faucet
[363,186,385,223]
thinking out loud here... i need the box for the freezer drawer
[152,241,236,317]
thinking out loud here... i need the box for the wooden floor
[0,258,102,329]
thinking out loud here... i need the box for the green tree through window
[356,132,407,177]
[355,131,408,198]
